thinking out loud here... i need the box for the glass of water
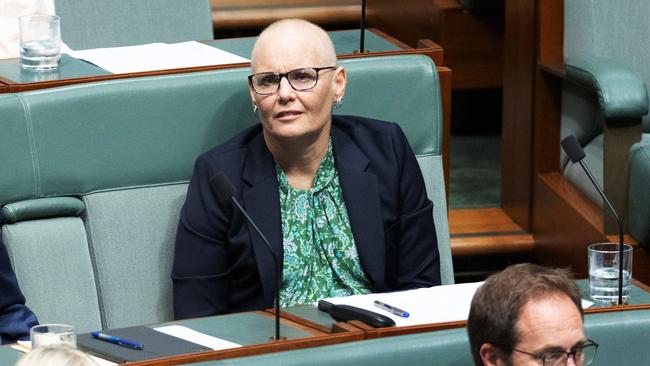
[30,324,76,349]
[588,242,633,304]
[18,14,61,71]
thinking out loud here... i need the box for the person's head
[15,346,97,366]
[248,19,347,147]
[467,263,594,366]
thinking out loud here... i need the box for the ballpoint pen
[374,300,410,318]
[91,331,144,350]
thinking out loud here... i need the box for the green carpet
[449,134,501,209]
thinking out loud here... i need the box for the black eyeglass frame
[511,339,598,366]
[248,66,338,95]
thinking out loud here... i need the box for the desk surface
[3,281,650,365]
[0,311,346,366]
[0,29,405,93]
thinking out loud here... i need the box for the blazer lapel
[242,134,283,306]
[331,126,386,290]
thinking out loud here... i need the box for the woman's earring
[252,104,259,113]
[334,96,343,109]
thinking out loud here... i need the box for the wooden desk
[4,281,649,365]
[0,311,364,366]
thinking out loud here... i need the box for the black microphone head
[208,174,237,204]
[561,135,586,163]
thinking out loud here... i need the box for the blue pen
[374,300,410,318]
[91,331,144,350]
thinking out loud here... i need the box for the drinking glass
[588,242,633,304]
[30,324,76,349]
[19,14,61,71]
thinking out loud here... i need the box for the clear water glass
[588,242,633,304]
[19,14,61,71]
[30,324,76,349]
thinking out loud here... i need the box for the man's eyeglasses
[248,66,337,95]
[512,339,598,366]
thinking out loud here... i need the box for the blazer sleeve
[389,124,441,289]
[172,154,232,319]
[0,237,38,344]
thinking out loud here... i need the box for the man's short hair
[467,263,583,365]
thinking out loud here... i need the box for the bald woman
[172,19,440,319]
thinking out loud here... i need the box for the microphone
[561,135,626,304]
[208,174,283,340]
[318,300,395,328]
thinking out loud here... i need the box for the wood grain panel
[452,234,534,256]
[449,208,523,235]
[534,173,607,278]
[366,0,504,89]
[501,0,537,230]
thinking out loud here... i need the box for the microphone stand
[229,198,283,340]
[577,160,625,305]
[561,135,625,305]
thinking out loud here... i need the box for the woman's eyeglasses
[248,66,337,95]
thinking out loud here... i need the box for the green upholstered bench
[180,308,650,366]
[0,54,451,333]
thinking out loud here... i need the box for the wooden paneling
[534,173,607,278]
[211,0,360,30]
[449,208,534,257]
[449,208,523,235]
[452,234,534,256]
[501,0,537,230]
[366,0,503,90]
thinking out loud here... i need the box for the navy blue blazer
[0,236,38,344]
[172,115,440,319]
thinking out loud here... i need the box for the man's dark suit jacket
[0,236,38,344]
[172,115,440,319]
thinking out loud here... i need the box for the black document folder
[77,326,211,363]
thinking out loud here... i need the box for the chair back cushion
[55,0,213,49]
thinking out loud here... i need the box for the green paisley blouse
[276,140,371,307]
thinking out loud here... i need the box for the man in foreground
[467,263,598,366]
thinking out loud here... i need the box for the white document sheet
[153,325,241,351]
[66,41,249,74]
[324,282,485,327]
[324,282,596,327]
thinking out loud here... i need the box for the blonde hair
[15,346,98,366]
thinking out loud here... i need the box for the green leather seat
[0,54,451,332]
[55,0,213,49]
[183,308,650,366]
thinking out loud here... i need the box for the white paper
[324,282,485,327]
[582,299,594,308]
[153,325,241,351]
[324,282,598,327]
[65,41,249,74]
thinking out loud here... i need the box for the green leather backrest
[584,309,650,365]
[564,0,650,133]
[190,309,650,366]
[0,54,442,203]
[0,54,450,330]
[55,0,213,49]
[194,328,473,366]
